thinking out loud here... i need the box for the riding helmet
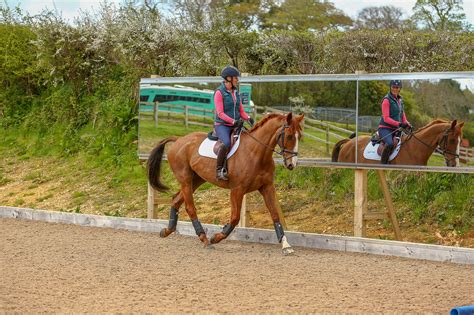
[389,80,403,88]
[221,65,240,79]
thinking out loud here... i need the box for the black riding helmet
[389,80,402,88]
[221,65,240,80]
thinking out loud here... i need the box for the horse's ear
[451,120,457,130]
[297,113,305,121]
[286,112,293,125]
[459,122,464,128]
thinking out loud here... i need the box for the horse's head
[437,120,464,167]
[276,112,304,170]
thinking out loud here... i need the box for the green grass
[36,194,54,202]
[0,174,12,186]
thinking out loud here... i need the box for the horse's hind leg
[160,175,205,238]
[179,178,211,247]
[210,188,244,244]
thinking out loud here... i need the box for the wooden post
[153,102,158,128]
[354,169,368,237]
[238,194,249,228]
[147,182,158,219]
[326,124,330,155]
[184,105,189,128]
[376,170,402,240]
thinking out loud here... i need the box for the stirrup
[216,167,228,181]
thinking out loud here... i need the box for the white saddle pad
[198,134,241,159]
[363,139,401,161]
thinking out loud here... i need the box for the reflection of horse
[148,112,304,254]
[332,120,464,166]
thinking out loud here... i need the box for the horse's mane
[249,113,285,133]
[414,119,450,134]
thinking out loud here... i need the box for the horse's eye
[287,135,294,141]
[449,139,456,145]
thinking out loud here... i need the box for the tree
[411,0,471,31]
[170,0,261,73]
[408,79,472,120]
[218,0,264,29]
[261,0,352,31]
[355,6,407,30]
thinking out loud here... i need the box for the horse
[147,112,304,254]
[332,119,464,166]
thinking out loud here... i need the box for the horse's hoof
[210,233,224,244]
[159,228,167,238]
[160,228,174,238]
[282,247,295,256]
[204,243,215,250]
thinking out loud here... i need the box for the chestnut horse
[147,112,304,254]
[332,119,464,166]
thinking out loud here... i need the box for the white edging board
[1,206,473,265]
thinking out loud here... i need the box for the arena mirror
[139,73,473,171]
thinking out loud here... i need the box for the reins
[241,124,298,163]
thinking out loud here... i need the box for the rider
[378,80,412,164]
[214,65,255,181]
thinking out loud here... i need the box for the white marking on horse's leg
[292,132,299,166]
[456,136,461,166]
[281,235,294,255]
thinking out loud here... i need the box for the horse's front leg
[259,183,294,255]
[210,188,244,244]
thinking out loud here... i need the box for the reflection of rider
[214,65,255,181]
[378,80,412,164]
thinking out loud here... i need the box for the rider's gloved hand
[232,119,244,128]
[248,117,255,127]
[399,122,409,129]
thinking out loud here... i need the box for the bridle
[242,124,298,165]
[406,127,460,165]
[276,124,299,163]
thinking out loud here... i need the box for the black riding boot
[216,145,229,181]
[381,144,394,164]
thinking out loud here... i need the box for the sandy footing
[1,218,473,313]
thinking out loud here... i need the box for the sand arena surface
[1,218,473,313]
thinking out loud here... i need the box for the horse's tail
[331,133,356,162]
[147,136,178,191]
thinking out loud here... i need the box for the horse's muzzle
[287,163,294,170]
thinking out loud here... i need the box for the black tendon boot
[216,145,229,180]
[381,144,394,164]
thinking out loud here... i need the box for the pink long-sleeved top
[214,89,249,126]
[379,97,408,129]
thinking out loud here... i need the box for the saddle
[198,128,242,159]
[371,131,400,156]
[207,128,240,155]
[363,131,402,161]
